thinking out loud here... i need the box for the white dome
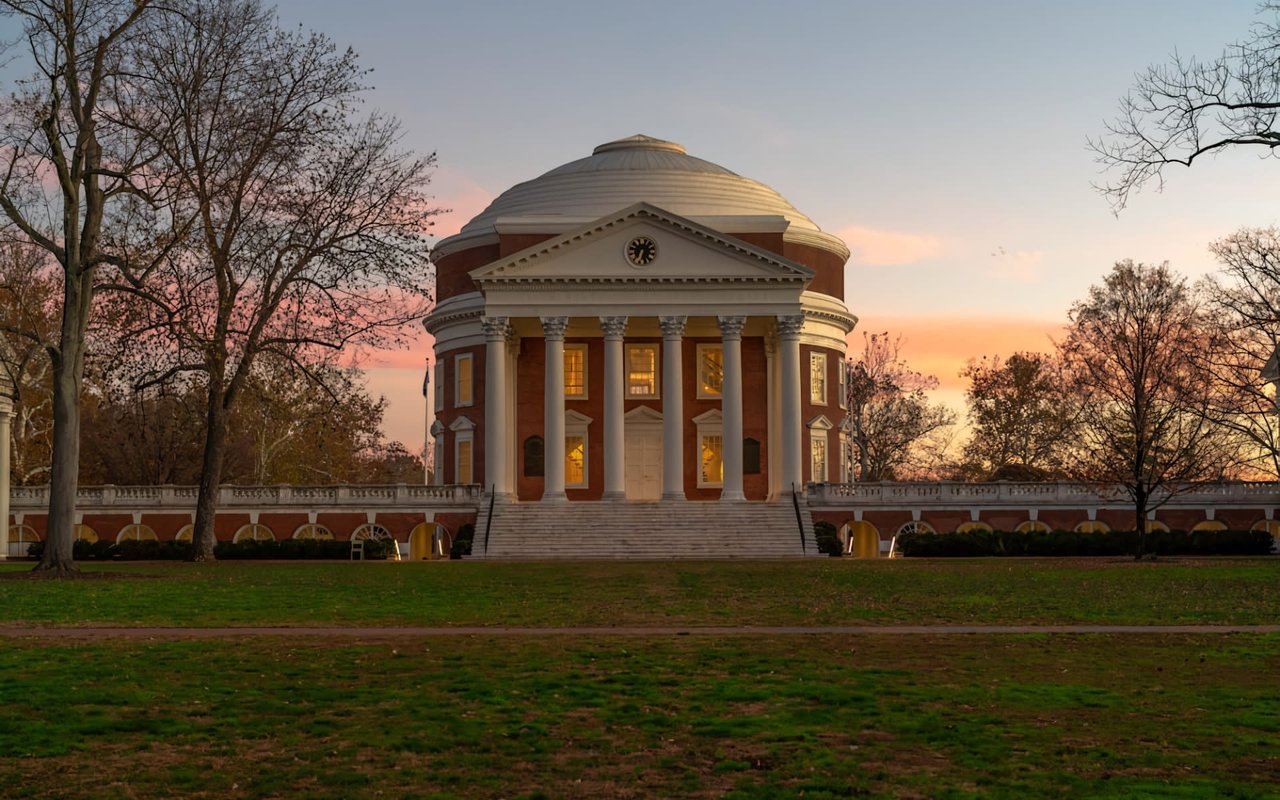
[442,135,841,255]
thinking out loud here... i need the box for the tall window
[564,344,587,398]
[456,436,473,484]
[700,434,724,486]
[455,353,474,407]
[838,359,847,410]
[566,435,586,486]
[810,433,828,483]
[697,344,723,398]
[626,344,659,398]
[809,352,827,405]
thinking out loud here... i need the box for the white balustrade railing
[9,483,484,511]
[807,481,1280,508]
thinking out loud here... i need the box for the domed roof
[439,135,846,258]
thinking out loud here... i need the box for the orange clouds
[851,314,1068,391]
[834,224,942,266]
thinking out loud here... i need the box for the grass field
[2,557,1279,627]
[2,558,1278,798]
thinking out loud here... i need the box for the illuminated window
[810,434,828,483]
[1074,520,1110,533]
[116,524,158,543]
[838,359,848,410]
[700,434,724,486]
[454,353,474,407]
[896,520,936,535]
[433,362,443,413]
[233,524,275,543]
[74,524,98,543]
[292,524,333,540]
[955,521,992,534]
[626,345,659,398]
[810,352,827,405]
[456,437,473,484]
[175,524,193,543]
[566,435,586,487]
[697,344,723,398]
[1015,520,1050,533]
[564,344,587,398]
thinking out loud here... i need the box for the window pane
[699,346,723,397]
[458,440,473,484]
[627,346,657,396]
[565,346,586,397]
[457,355,473,405]
[811,436,827,482]
[566,436,585,485]
[701,435,723,485]
[809,353,826,404]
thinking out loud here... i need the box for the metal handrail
[792,483,807,555]
[483,485,496,554]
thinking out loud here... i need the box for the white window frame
[809,352,827,405]
[808,415,833,484]
[696,344,723,399]
[454,352,474,407]
[433,362,443,413]
[625,344,660,399]
[564,343,588,400]
[693,409,724,488]
[450,415,476,485]
[838,359,848,410]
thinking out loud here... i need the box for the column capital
[776,314,805,338]
[599,316,629,339]
[481,316,510,340]
[717,315,747,340]
[540,316,569,341]
[658,315,687,338]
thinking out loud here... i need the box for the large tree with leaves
[960,351,1080,480]
[1093,3,1280,210]
[1061,261,1240,557]
[843,332,954,482]
[106,0,436,560]
[0,0,175,573]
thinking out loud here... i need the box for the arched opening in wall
[1074,521,1110,534]
[352,523,400,561]
[1015,520,1050,534]
[1145,520,1170,533]
[409,522,449,560]
[1191,520,1227,533]
[233,524,275,543]
[292,524,333,540]
[74,524,98,543]
[1251,519,1280,553]
[888,520,934,558]
[846,520,880,558]
[116,524,158,543]
[175,524,193,543]
[955,521,992,534]
[7,524,39,559]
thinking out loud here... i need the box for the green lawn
[2,557,1278,627]
[3,558,1279,798]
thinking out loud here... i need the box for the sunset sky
[70,3,1280,448]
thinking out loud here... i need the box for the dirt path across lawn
[1,624,1277,638]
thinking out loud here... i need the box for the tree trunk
[1133,486,1147,560]
[190,375,229,562]
[36,274,92,575]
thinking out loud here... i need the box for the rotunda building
[426,135,856,514]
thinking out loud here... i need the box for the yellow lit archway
[955,521,993,534]
[1191,520,1227,533]
[1251,519,1279,552]
[116,524,158,543]
[1074,520,1109,534]
[409,522,449,560]
[1015,520,1050,534]
[845,521,880,559]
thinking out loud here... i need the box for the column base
[601,491,627,501]
[541,492,568,503]
[719,490,746,502]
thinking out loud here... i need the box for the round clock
[625,236,658,266]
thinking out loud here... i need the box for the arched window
[523,436,544,477]
[116,524,158,543]
[175,524,194,543]
[1191,520,1227,532]
[1145,520,1170,533]
[292,524,333,540]
[896,520,936,536]
[74,524,98,543]
[7,524,40,558]
[1074,520,1110,534]
[1251,519,1280,552]
[1015,520,1050,534]
[351,523,392,542]
[955,521,993,534]
[233,524,275,543]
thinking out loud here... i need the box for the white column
[541,316,569,502]
[659,315,686,501]
[777,315,805,497]
[765,333,779,500]
[482,317,510,497]
[718,316,747,502]
[600,316,628,500]
[505,329,520,497]
[0,402,9,560]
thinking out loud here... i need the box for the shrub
[896,528,1273,557]
[813,521,841,557]
[451,523,475,559]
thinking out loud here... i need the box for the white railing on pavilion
[8,483,484,512]
[806,481,1280,509]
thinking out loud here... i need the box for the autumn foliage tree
[960,352,1080,480]
[844,332,955,481]
[1061,261,1240,557]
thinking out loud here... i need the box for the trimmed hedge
[27,537,393,560]
[813,521,842,557]
[895,529,1273,557]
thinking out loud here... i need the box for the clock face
[625,236,658,266]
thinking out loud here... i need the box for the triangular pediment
[625,405,663,424]
[470,202,814,286]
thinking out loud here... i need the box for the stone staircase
[472,498,820,560]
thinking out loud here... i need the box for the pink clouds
[834,224,942,266]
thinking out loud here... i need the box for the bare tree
[960,352,1081,480]
[843,332,955,482]
[1092,4,1280,210]
[1061,261,1240,557]
[1202,228,1280,477]
[107,0,437,560]
[0,241,59,485]
[0,1,169,573]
